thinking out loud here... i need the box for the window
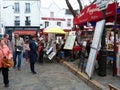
[67,19,71,27]
[25,16,31,26]
[25,3,30,13]
[14,16,20,26]
[50,12,54,18]
[14,3,20,13]
[45,21,49,28]
[57,22,61,27]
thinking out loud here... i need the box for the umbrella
[43,26,66,34]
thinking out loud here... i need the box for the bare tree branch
[77,0,83,11]
[91,0,97,4]
[65,0,76,17]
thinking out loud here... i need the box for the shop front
[5,26,40,41]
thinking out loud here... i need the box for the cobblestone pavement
[69,59,120,89]
[0,61,92,90]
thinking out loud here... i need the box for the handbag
[1,57,13,68]
[16,46,23,52]
[0,49,13,68]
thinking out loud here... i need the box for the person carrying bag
[1,50,13,68]
[0,38,13,87]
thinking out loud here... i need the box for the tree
[65,0,97,30]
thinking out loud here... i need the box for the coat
[29,40,37,63]
[0,45,12,68]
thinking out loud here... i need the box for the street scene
[0,60,92,90]
[0,0,120,90]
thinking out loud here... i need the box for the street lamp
[3,5,14,9]
[2,5,14,40]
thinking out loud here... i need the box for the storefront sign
[73,2,116,25]
[96,0,109,11]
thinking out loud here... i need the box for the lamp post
[95,0,109,76]
[2,5,14,40]
[113,0,118,76]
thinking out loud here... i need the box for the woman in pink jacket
[0,38,12,87]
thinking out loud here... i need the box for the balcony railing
[14,20,20,26]
[25,20,31,26]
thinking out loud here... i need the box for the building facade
[1,0,40,40]
[0,0,74,40]
[40,2,73,30]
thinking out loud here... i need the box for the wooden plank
[108,84,119,90]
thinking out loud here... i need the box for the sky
[41,0,93,9]
[41,0,120,9]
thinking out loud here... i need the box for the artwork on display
[86,20,105,78]
[117,44,120,76]
[64,35,76,50]
[46,47,53,55]
[48,51,56,60]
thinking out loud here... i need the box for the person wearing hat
[29,35,38,74]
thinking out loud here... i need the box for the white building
[40,2,74,30]
[0,0,74,40]
[1,0,40,40]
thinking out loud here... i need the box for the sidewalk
[58,58,120,90]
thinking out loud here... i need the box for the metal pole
[113,0,117,76]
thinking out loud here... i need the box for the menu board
[64,35,76,50]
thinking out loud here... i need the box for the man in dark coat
[29,35,38,74]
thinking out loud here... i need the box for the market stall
[73,2,120,77]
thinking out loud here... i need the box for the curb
[59,59,108,90]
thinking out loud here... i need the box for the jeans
[13,51,22,68]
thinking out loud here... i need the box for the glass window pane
[25,3,30,13]
[14,3,19,13]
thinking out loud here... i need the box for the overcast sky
[41,0,120,9]
[41,0,93,9]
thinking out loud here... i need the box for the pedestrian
[3,34,12,51]
[11,33,24,70]
[29,35,38,74]
[0,38,12,87]
[38,40,44,64]
[23,40,30,63]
